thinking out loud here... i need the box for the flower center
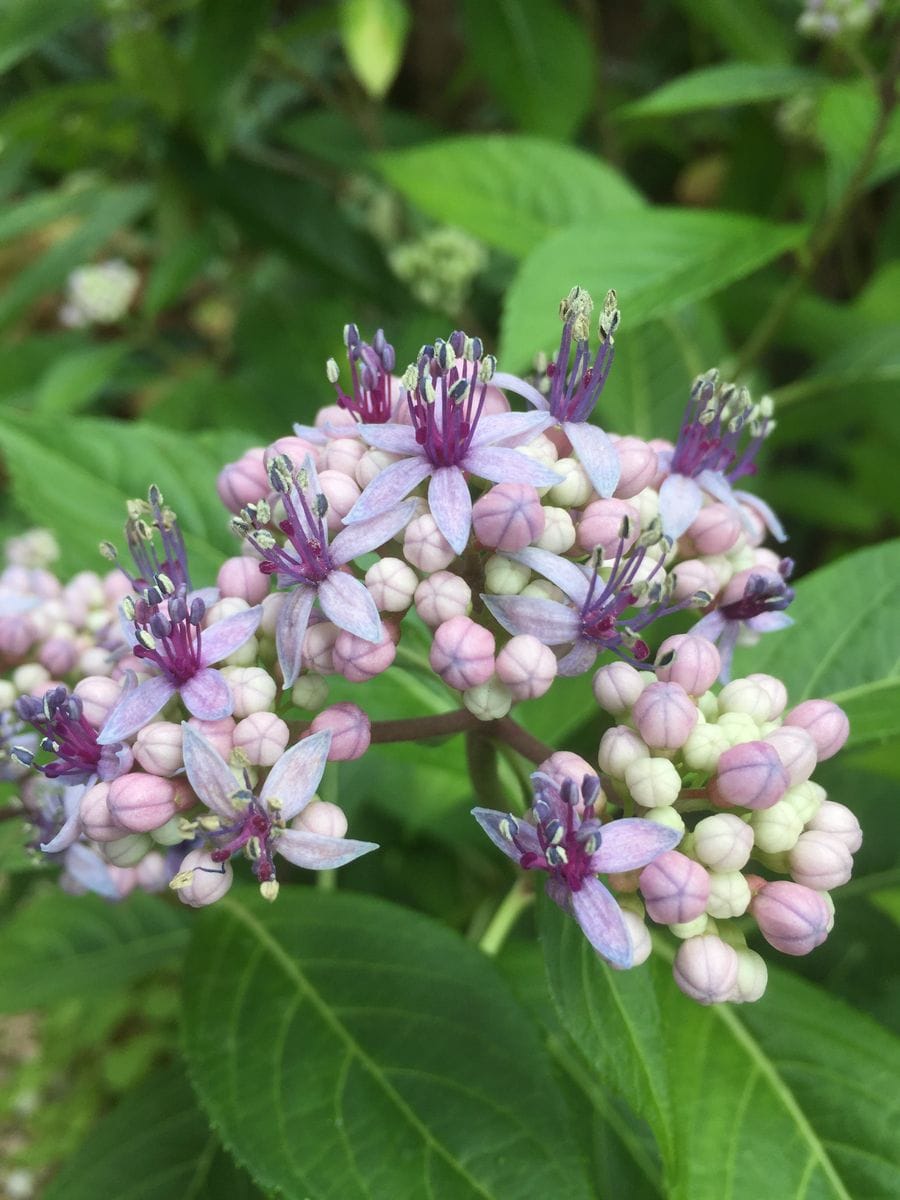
[545,286,618,424]
[14,687,103,780]
[517,775,604,893]
[405,333,496,468]
[128,579,205,686]
[210,794,281,883]
[234,456,335,587]
[721,566,794,622]
[101,484,192,592]
[670,370,773,481]
[330,324,395,424]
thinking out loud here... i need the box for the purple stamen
[239,457,335,587]
[522,774,604,893]
[101,485,192,592]
[545,287,618,424]
[670,370,773,483]
[14,687,103,781]
[130,581,206,686]
[405,333,494,468]
[330,324,396,424]
[209,794,279,883]
[720,560,795,622]
[578,536,682,662]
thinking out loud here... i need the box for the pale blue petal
[345,455,432,522]
[98,675,175,744]
[292,422,328,445]
[276,586,316,689]
[472,410,553,446]
[733,489,788,543]
[275,828,378,870]
[571,876,633,969]
[428,467,472,555]
[691,610,726,640]
[180,667,233,721]
[181,723,240,819]
[318,571,381,642]
[564,421,620,498]
[482,594,580,644]
[556,639,599,676]
[357,424,419,454]
[260,729,332,820]
[64,843,120,900]
[471,807,540,863]
[491,371,549,412]
[513,547,591,605]
[658,474,704,540]
[330,499,418,565]
[463,445,562,488]
[590,818,681,874]
[199,606,263,666]
[748,611,793,632]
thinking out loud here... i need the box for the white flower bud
[356,448,399,489]
[483,554,530,595]
[643,805,685,836]
[291,674,329,710]
[520,579,566,603]
[404,513,456,571]
[670,913,709,939]
[706,870,751,918]
[618,909,652,968]
[624,757,681,808]
[414,571,471,627]
[463,676,514,721]
[515,434,558,467]
[173,849,233,907]
[219,666,277,717]
[12,663,49,694]
[789,830,853,891]
[365,557,418,612]
[629,487,659,528]
[716,711,761,746]
[205,596,250,625]
[682,722,731,772]
[751,800,804,854]
[592,661,648,715]
[781,780,825,824]
[697,690,719,721]
[533,506,576,553]
[805,800,862,852]
[693,813,754,871]
[548,458,593,507]
[718,679,773,722]
[222,635,258,667]
[728,947,768,1003]
[598,725,650,778]
[673,934,739,1004]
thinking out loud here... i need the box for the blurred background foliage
[1,0,900,1195]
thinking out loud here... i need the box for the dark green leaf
[33,342,131,417]
[0,0,100,75]
[673,0,792,62]
[621,63,819,118]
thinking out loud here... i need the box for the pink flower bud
[134,721,184,776]
[640,851,710,925]
[592,660,647,714]
[217,556,270,605]
[107,772,178,834]
[38,635,78,676]
[404,513,456,571]
[597,725,649,778]
[233,712,290,766]
[0,615,34,657]
[763,726,818,787]
[670,558,720,603]
[751,880,831,955]
[293,799,348,839]
[187,716,235,758]
[364,557,418,612]
[577,498,640,555]
[221,666,276,717]
[783,699,850,761]
[806,799,862,852]
[315,404,356,433]
[73,675,123,729]
[744,673,788,720]
[267,435,320,465]
[687,503,742,555]
[414,571,471,627]
[673,935,739,1004]
[632,681,698,750]
[710,740,790,810]
[318,469,361,531]
[321,437,366,477]
[135,851,170,892]
[303,620,339,674]
[217,448,269,513]
[80,781,126,842]
[654,635,721,696]
[612,436,658,499]
[472,483,545,552]
[310,702,371,761]
[788,830,853,891]
[495,635,557,700]
[176,848,233,907]
[429,616,495,691]
[333,624,396,682]
[78,646,115,677]
[537,752,599,805]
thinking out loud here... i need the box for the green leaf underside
[499,210,805,370]
[182,890,594,1200]
[541,901,900,1200]
[731,541,900,748]
[621,63,820,118]
[0,890,188,1012]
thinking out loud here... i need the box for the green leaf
[0,410,252,581]
[772,325,900,409]
[142,229,215,317]
[731,541,900,749]
[460,0,594,141]
[340,0,410,99]
[870,105,900,189]
[541,900,900,1199]
[43,1065,265,1200]
[376,134,643,258]
[815,80,878,208]
[0,0,100,75]
[673,0,792,63]
[621,63,819,118]
[0,891,188,1013]
[33,342,131,417]
[182,890,594,1200]
[499,210,805,370]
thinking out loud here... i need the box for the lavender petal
[199,606,263,666]
[357,424,419,454]
[590,818,682,874]
[691,610,726,641]
[276,586,316,689]
[64,843,120,900]
[180,723,240,820]
[40,785,86,853]
[512,547,591,605]
[180,667,234,721]
[556,639,600,677]
[330,499,418,566]
[292,422,329,445]
[260,729,332,821]
[472,806,540,863]
[747,611,793,633]
[428,466,473,555]
[491,371,550,412]
[463,445,562,488]
[733,489,788,544]
[472,410,553,446]
[570,876,634,969]
[97,675,175,744]
[317,571,381,643]
[345,455,432,523]
[481,594,581,644]
[658,473,704,540]
[564,421,621,498]
[275,828,379,870]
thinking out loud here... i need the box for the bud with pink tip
[134,722,183,777]
[537,753,600,810]
[365,557,418,612]
[39,635,79,676]
[654,635,720,696]
[310,702,371,761]
[673,935,739,1004]
[217,556,270,605]
[577,499,640,555]
[764,726,818,787]
[221,666,277,718]
[73,675,124,729]
[303,620,339,674]
[744,673,788,720]
[429,616,495,691]
[80,782,126,842]
[640,851,709,925]
[533,506,576,554]
[671,558,720,604]
[710,741,790,810]
[598,725,649,778]
[687,503,742,555]
[783,699,850,761]
[187,716,235,759]
[719,679,773,723]
[404,513,456,571]
[318,469,360,531]
[267,434,320,465]
[789,830,853,891]
[233,712,291,766]
[333,623,396,682]
[107,772,178,833]
[135,851,169,892]
[751,880,831,955]
[217,449,269,513]
[495,635,557,700]
[472,483,545,552]
[591,661,646,715]
[806,799,862,852]
[414,571,471,627]
[173,848,233,907]
[729,948,768,1003]
[612,436,658,499]
[625,757,681,809]
[292,799,348,839]
[632,681,698,751]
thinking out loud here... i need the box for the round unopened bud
[682,723,731,773]
[13,663,49,694]
[743,673,788,720]
[706,870,751,918]
[233,712,290,765]
[632,682,697,750]
[673,935,738,1004]
[643,805,685,836]
[670,913,709,939]
[545,458,591,507]
[151,816,187,846]
[592,661,647,714]
[429,616,495,691]
[303,620,339,674]
[187,716,235,759]
[414,571,471,627]
[715,711,761,746]
[105,832,153,867]
[711,741,789,810]
[260,592,284,638]
[781,780,825,825]
[617,909,652,968]
[495,635,557,700]
[290,673,328,710]
[654,635,720,696]
[789,830,853,891]
[687,503,742,555]
[719,679,773,723]
[805,799,862,852]
[318,469,360,531]
[292,799,348,839]
[537,753,600,809]
[750,797,803,853]
[217,556,270,605]
[751,880,831,955]
[133,722,183,777]
[205,596,250,626]
[520,579,565,603]
[107,772,178,833]
[472,483,545,551]
[404,513,456,571]
[483,554,530,595]
[783,700,850,761]
[640,851,710,925]
[80,781,125,842]
[364,557,418,612]
[321,437,366,478]
[333,624,396,682]
[310,703,371,761]
[577,499,640,555]
[625,757,681,809]
[598,725,649,778]
[691,813,751,871]
[463,676,513,721]
[612,437,658,498]
[533,506,576,554]
[175,849,233,907]
[671,558,721,604]
[221,666,277,717]
[217,449,269,513]
[73,675,125,728]
[356,448,398,489]
[729,948,768,1003]
[39,636,78,676]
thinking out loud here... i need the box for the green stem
[478,878,535,957]
[466,730,502,809]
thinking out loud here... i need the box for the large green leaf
[340,0,410,100]
[621,63,819,118]
[182,890,594,1200]
[376,135,642,258]
[0,890,188,1013]
[732,541,900,749]
[43,1066,265,1200]
[499,210,805,370]
[0,0,100,75]
[541,900,900,1199]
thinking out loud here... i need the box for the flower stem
[492,717,554,765]
[478,877,535,958]
[466,730,502,808]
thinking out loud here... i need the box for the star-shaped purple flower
[343,332,562,555]
[181,723,377,890]
[234,454,415,688]
[693,560,795,682]
[492,286,621,498]
[294,323,400,443]
[14,687,130,783]
[474,771,680,968]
